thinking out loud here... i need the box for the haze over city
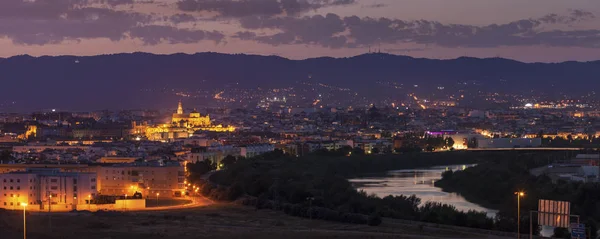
[1,0,600,62]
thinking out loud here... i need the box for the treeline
[190,150,548,229]
[541,135,600,148]
[435,150,599,238]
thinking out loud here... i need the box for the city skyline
[1,0,600,62]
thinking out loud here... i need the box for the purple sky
[1,0,600,62]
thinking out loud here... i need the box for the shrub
[367,213,382,226]
[87,221,111,229]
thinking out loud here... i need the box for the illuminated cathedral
[171,100,211,127]
[143,101,235,141]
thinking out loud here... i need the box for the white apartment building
[240,144,275,158]
[0,168,97,211]
[186,144,275,163]
[96,162,185,198]
[187,145,240,163]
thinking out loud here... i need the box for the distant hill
[1,52,599,111]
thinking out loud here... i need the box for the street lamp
[21,203,27,239]
[123,194,127,210]
[88,195,91,210]
[156,193,159,204]
[515,191,525,239]
[48,194,52,212]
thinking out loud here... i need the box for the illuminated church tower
[177,100,184,115]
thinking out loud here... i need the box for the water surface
[350,165,498,217]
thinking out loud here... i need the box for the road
[132,195,215,211]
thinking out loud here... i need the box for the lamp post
[156,193,159,204]
[515,191,525,239]
[21,203,27,239]
[88,195,91,211]
[48,194,52,231]
[123,194,127,210]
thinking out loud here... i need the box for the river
[349,164,498,217]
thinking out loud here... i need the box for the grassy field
[0,204,502,239]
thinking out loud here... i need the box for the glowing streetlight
[88,195,92,210]
[515,191,525,239]
[21,203,27,239]
[156,193,159,204]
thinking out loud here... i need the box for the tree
[371,147,380,154]
[552,227,570,239]
[367,213,382,226]
[221,155,237,168]
[187,160,217,182]
[352,147,365,155]
[132,191,143,199]
[586,219,598,239]
[445,137,455,148]
[337,146,353,156]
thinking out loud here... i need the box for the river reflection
[350,165,498,217]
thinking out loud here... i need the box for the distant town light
[524,103,533,108]
[51,109,56,112]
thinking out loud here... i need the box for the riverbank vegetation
[189,149,578,233]
[435,150,599,238]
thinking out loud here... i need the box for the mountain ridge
[1,52,598,112]
[4,52,599,64]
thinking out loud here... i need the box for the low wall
[114,199,146,210]
[74,199,146,211]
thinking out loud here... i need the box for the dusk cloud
[236,10,600,49]
[177,0,356,17]
[0,0,222,45]
[0,0,598,62]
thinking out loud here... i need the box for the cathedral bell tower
[177,100,184,115]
